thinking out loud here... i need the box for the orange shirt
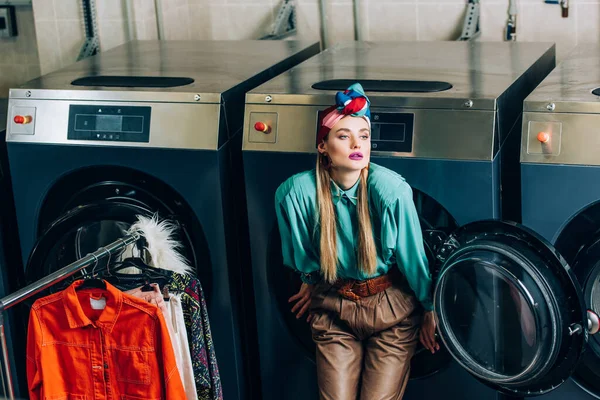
[26,280,186,399]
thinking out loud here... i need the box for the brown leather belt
[332,270,399,302]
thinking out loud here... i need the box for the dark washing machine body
[521,44,600,400]
[5,39,320,400]
[240,41,600,400]
[0,99,27,397]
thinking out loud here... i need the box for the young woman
[275,83,438,400]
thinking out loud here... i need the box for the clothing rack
[0,232,140,400]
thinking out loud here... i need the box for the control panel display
[370,112,414,153]
[68,105,151,142]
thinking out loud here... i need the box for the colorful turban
[316,83,371,146]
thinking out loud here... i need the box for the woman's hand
[420,310,440,354]
[288,282,315,322]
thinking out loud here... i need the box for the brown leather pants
[309,281,420,400]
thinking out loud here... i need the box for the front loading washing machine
[0,99,26,397]
[241,41,597,400]
[521,44,600,400]
[5,39,320,399]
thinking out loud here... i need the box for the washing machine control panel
[67,105,151,142]
[370,112,414,153]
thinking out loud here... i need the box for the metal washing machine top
[241,41,600,399]
[522,44,600,399]
[5,39,320,400]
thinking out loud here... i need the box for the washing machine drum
[433,221,588,397]
[24,173,203,295]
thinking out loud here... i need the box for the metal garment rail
[0,232,140,400]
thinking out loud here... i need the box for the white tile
[54,0,82,20]
[174,0,188,8]
[133,18,145,40]
[412,0,465,3]
[32,0,56,22]
[0,42,16,65]
[207,5,229,39]
[367,3,417,41]
[144,17,159,39]
[177,5,192,39]
[14,37,41,65]
[16,9,37,38]
[479,2,509,42]
[14,9,40,64]
[34,20,62,74]
[27,64,41,81]
[189,4,213,39]
[58,20,85,67]
[97,0,126,20]
[98,19,127,51]
[519,3,576,41]
[210,4,274,40]
[295,1,321,41]
[226,0,273,4]
[518,3,576,61]
[576,3,600,43]
[326,2,354,47]
[417,3,465,40]
[133,0,156,20]
[163,7,190,40]
[0,65,23,97]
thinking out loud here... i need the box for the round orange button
[537,131,550,143]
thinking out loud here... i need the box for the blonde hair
[315,152,378,282]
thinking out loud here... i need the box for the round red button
[254,122,270,133]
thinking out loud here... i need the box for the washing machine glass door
[25,201,157,294]
[433,220,588,397]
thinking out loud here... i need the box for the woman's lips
[349,152,363,160]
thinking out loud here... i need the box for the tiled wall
[296,0,600,61]
[32,0,84,75]
[3,0,600,97]
[0,6,40,98]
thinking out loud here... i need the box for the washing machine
[239,41,599,400]
[521,44,600,400]
[0,98,26,397]
[5,39,319,399]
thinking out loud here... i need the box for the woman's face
[318,116,371,172]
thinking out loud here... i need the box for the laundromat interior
[2,1,600,400]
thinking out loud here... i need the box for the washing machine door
[25,201,158,293]
[434,220,588,397]
[23,167,209,297]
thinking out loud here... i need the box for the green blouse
[275,163,433,311]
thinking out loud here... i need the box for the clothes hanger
[76,252,107,291]
[105,240,173,296]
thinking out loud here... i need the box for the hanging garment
[169,272,223,400]
[164,292,198,400]
[123,284,196,398]
[125,283,168,313]
[26,280,186,400]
